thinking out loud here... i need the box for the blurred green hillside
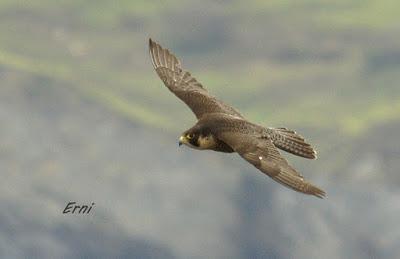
[1,1,400,257]
[1,0,399,136]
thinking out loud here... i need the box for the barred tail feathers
[269,127,317,159]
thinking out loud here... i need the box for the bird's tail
[269,127,317,159]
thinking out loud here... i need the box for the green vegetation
[0,0,399,135]
[1,3,399,256]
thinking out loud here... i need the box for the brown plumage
[149,38,325,198]
[267,127,317,159]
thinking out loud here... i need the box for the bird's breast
[197,135,217,150]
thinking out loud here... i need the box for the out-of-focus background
[1,0,399,258]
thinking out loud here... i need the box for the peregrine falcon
[149,39,325,198]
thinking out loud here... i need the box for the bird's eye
[187,133,194,139]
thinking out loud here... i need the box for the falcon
[149,39,325,198]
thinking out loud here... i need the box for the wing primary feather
[148,39,243,118]
[217,130,325,198]
[149,39,156,68]
[156,43,163,66]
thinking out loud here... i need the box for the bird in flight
[149,39,325,198]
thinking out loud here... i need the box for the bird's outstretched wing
[149,38,243,119]
[217,131,325,198]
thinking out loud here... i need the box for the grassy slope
[0,0,399,136]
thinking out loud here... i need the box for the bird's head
[179,129,201,149]
[179,126,216,150]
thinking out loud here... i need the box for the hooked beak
[178,135,186,147]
